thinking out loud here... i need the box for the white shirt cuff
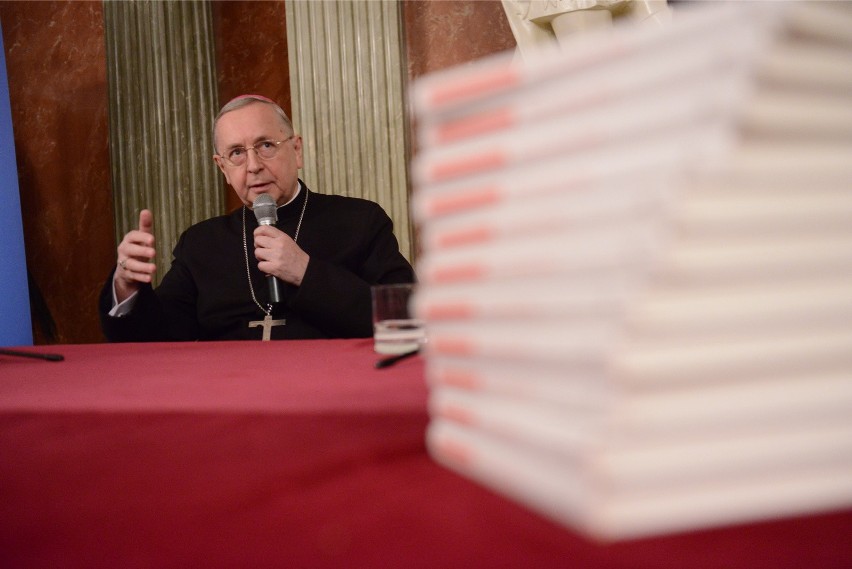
[108,283,139,317]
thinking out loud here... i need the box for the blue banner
[0,22,33,346]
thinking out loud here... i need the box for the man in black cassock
[99,94,414,341]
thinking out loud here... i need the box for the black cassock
[99,183,415,341]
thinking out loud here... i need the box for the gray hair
[213,95,294,153]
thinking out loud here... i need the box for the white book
[416,277,852,339]
[716,140,852,184]
[780,0,852,48]
[419,185,664,252]
[627,277,852,339]
[426,320,852,382]
[756,41,852,95]
[738,89,852,140]
[425,352,852,413]
[412,65,747,187]
[419,169,852,254]
[413,135,852,226]
[425,317,621,365]
[655,231,852,285]
[670,184,852,240]
[427,418,852,541]
[416,218,663,285]
[613,325,852,386]
[411,123,719,223]
[429,379,852,452]
[417,222,852,286]
[416,36,852,150]
[413,273,642,322]
[425,354,610,410]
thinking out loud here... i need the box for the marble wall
[0,0,515,345]
[211,1,291,213]
[403,0,517,80]
[0,1,113,344]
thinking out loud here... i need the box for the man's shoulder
[311,191,380,208]
[180,210,241,240]
[309,191,386,216]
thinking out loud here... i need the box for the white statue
[502,0,671,59]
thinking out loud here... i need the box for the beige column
[285,0,414,262]
[104,0,222,285]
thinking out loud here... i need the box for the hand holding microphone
[252,194,310,302]
[252,194,283,303]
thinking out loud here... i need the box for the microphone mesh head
[252,194,277,225]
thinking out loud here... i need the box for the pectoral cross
[249,315,286,341]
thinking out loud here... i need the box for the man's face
[213,102,303,207]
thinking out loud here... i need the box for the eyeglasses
[218,136,294,167]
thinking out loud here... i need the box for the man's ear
[292,136,304,169]
[213,155,231,183]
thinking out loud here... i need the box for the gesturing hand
[114,209,157,302]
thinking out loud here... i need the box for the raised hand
[114,209,157,302]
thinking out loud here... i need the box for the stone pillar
[285,0,414,261]
[104,0,222,284]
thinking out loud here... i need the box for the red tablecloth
[1,340,850,568]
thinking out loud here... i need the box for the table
[1,340,849,568]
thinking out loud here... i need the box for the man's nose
[245,147,263,172]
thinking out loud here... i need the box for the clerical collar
[277,181,303,210]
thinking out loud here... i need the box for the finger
[138,209,154,235]
[254,242,273,262]
[118,230,155,255]
[134,261,156,280]
[117,236,156,275]
[120,260,156,283]
[124,229,156,250]
[122,240,156,260]
[252,233,273,249]
[254,225,289,239]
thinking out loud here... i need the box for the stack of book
[409,1,852,541]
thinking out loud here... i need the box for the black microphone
[252,194,283,304]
